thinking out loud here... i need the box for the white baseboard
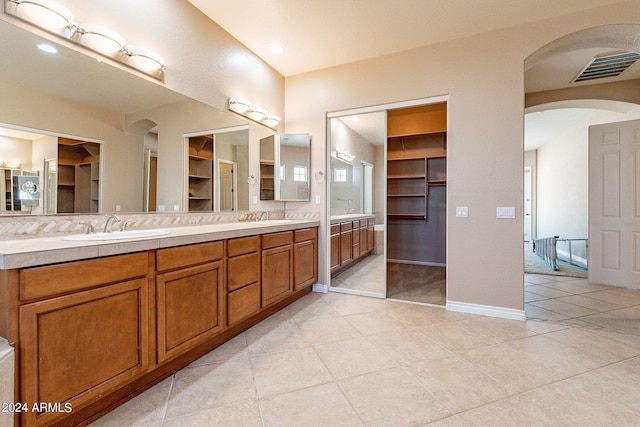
[328,287,386,299]
[447,300,526,321]
[312,283,329,293]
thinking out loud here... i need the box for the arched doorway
[523,25,640,319]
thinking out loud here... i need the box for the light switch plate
[496,207,516,218]
[316,195,321,204]
[456,206,469,218]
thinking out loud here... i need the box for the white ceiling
[188,0,628,77]
[189,0,640,151]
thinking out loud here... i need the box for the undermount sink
[62,229,170,242]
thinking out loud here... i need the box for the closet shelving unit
[259,161,275,200]
[57,138,101,213]
[187,134,214,211]
[386,134,447,220]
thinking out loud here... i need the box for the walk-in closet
[386,103,447,305]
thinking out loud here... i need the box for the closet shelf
[387,214,427,220]
[387,175,426,180]
[387,194,426,197]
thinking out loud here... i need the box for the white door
[524,166,532,242]
[589,119,640,288]
[218,161,236,211]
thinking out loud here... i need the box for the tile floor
[91,274,640,426]
[330,254,386,296]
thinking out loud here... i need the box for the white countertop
[0,219,319,270]
[330,214,375,224]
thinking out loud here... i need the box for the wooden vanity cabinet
[227,236,261,326]
[17,252,150,427]
[351,221,361,259]
[155,242,224,364]
[330,224,341,274]
[262,231,294,307]
[339,222,353,266]
[359,220,368,256]
[330,218,375,278]
[368,218,375,252]
[294,228,318,290]
[3,225,318,426]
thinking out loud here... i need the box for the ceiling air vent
[572,51,640,83]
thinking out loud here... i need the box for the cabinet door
[156,261,224,363]
[360,223,368,255]
[294,240,317,290]
[340,230,353,265]
[19,279,149,426]
[262,245,293,307]
[330,233,340,272]
[368,220,375,252]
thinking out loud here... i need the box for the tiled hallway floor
[91,275,640,426]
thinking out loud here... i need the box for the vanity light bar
[335,150,355,163]
[228,98,281,129]
[6,0,166,77]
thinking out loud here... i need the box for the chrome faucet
[103,214,121,233]
[80,222,95,234]
[120,219,135,232]
[258,211,269,222]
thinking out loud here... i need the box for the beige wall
[285,1,640,311]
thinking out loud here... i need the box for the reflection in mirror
[143,146,157,212]
[328,111,386,297]
[43,158,57,214]
[0,18,260,216]
[279,133,310,202]
[259,135,275,200]
[214,128,249,212]
[0,127,102,214]
[259,134,310,201]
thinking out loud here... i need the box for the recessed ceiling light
[37,43,57,54]
[269,44,284,54]
[351,116,360,122]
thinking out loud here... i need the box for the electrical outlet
[115,204,121,212]
[316,195,321,204]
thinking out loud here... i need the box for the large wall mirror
[328,112,386,296]
[0,18,268,216]
[259,133,310,202]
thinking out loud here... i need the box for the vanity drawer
[228,235,260,257]
[20,252,148,301]
[340,222,352,232]
[294,228,316,243]
[227,252,260,292]
[157,241,223,272]
[330,224,340,235]
[227,282,261,326]
[262,231,293,249]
